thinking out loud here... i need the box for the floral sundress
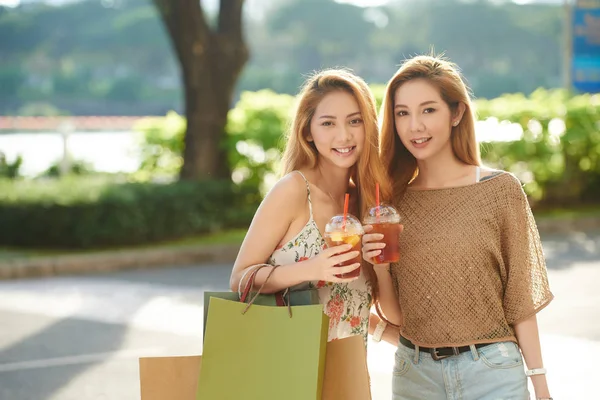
[267,171,372,344]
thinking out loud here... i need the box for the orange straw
[375,183,380,220]
[342,193,350,231]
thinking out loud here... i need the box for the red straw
[342,193,350,231]
[375,183,380,219]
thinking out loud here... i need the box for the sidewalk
[0,214,598,281]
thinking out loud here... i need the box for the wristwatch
[372,320,387,342]
[525,367,547,377]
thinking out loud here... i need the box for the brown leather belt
[399,335,492,361]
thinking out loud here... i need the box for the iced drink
[363,204,401,264]
[324,214,364,279]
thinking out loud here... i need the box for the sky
[0,0,568,9]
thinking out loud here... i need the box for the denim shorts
[392,340,529,400]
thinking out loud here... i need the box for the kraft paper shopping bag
[322,335,372,400]
[138,336,372,400]
[139,355,201,400]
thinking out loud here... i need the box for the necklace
[319,168,344,211]
[326,189,341,210]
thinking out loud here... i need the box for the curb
[0,216,598,281]
[0,243,241,281]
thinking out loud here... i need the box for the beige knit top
[390,172,554,348]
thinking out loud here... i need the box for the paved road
[0,230,598,400]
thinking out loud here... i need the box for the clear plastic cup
[363,204,401,264]
[324,214,364,278]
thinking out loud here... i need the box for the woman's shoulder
[479,169,523,192]
[477,169,529,211]
[278,170,310,191]
[479,167,505,182]
[264,171,310,210]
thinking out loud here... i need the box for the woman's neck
[316,163,352,202]
[413,149,471,189]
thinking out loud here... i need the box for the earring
[453,121,459,126]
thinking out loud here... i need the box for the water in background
[0,131,140,177]
[0,119,532,178]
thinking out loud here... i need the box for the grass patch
[534,205,600,219]
[0,248,48,261]
[0,229,247,262]
[155,229,247,247]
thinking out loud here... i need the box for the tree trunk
[153,0,248,181]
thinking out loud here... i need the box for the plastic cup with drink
[324,194,364,279]
[363,183,401,264]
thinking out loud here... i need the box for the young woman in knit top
[230,69,391,343]
[363,55,554,399]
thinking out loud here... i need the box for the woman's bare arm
[514,315,551,399]
[230,173,359,293]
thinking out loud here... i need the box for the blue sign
[573,1,600,93]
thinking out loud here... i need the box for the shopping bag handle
[240,264,287,307]
[239,264,271,301]
[241,265,293,318]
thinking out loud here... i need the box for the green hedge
[476,89,600,206]
[135,88,599,207]
[0,178,260,248]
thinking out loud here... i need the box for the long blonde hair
[380,55,481,199]
[281,68,391,218]
[281,69,390,300]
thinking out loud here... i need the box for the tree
[152,0,248,180]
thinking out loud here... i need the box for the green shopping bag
[197,266,329,400]
[198,298,328,400]
[202,290,319,338]
[202,264,320,338]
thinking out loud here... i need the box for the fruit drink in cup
[324,214,364,279]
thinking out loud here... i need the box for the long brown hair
[281,68,391,218]
[281,69,390,299]
[380,55,481,199]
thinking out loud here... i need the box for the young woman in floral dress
[230,69,390,342]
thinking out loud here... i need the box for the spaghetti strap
[294,171,314,218]
[475,166,481,183]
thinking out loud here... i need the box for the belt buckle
[430,347,459,361]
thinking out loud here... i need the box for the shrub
[0,177,260,248]
[476,89,600,206]
[134,88,600,207]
